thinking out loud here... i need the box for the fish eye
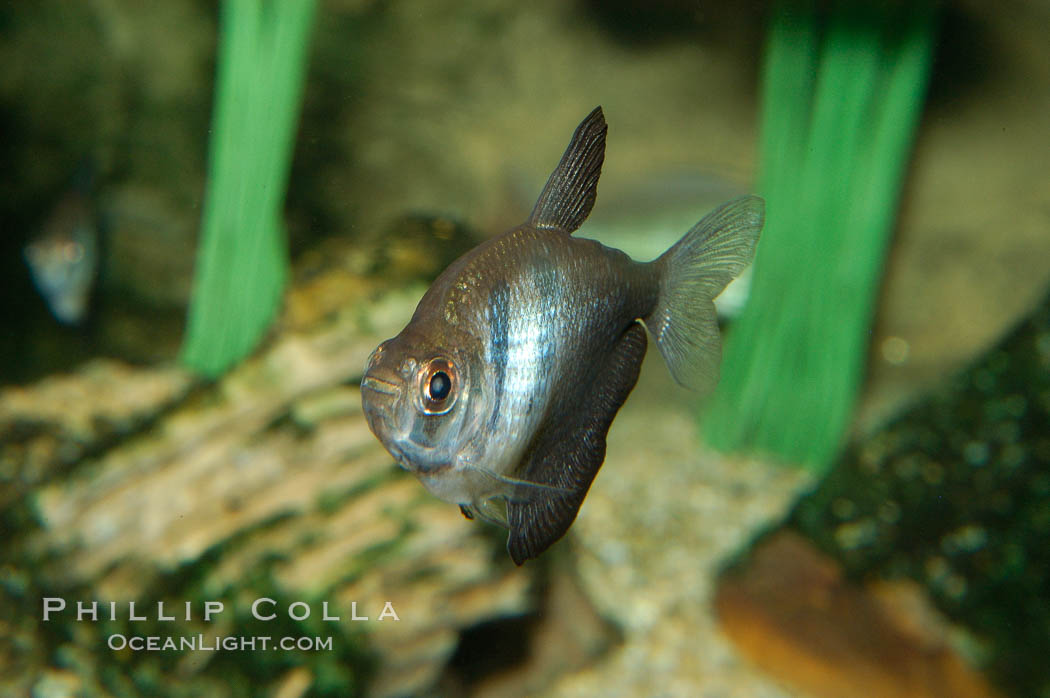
[429,371,451,400]
[419,357,457,414]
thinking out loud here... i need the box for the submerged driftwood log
[3,222,809,697]
[1,231,540,697]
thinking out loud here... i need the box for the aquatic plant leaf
[181,0,318,377]
[703,0,936,472]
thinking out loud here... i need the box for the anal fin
[506,322,647,564]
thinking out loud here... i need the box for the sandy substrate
[544,351,812,697]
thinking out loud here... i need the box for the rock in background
[1,253,537,697]
[717,290,1050,698]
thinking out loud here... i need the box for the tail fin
[647,195,764,392]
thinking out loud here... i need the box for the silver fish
[361,107,763,564]
[24,188,98,325]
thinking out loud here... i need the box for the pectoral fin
[506,322,647,564]
[527,106,607,234]
[460,465,574,530]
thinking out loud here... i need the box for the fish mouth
[361,374,402,398]
[360,371,402,448]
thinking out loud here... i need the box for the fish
[361,107,764,564]
[23,170,99,325]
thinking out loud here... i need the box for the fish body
[362,107,763,564]
[581,171,757,319]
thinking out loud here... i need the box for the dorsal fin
[527,106,607,234]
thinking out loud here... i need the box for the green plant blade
[703,0,936,472]
[180,0,318,377]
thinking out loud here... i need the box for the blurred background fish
[22,167,99,325]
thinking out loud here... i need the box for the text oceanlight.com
[107,634,334,652]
